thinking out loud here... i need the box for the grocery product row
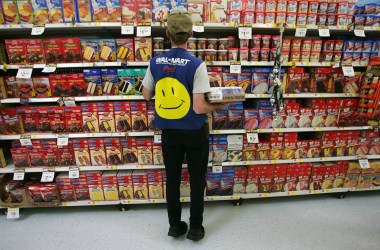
[1,0,379,28]
[5,128,380,169]
[0,96,366,135]
[1,37,379,66]
[1,160,379,207]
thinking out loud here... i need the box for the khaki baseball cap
[167,9,193,36]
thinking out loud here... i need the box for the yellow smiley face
[155,77,191,119]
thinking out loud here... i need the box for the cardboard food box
[81,39,99,62]
[98,39,116,62]
[133,68,146,95]
[121,0,137,24]
[106,0,121,22]
[0,149,6,168]
[153,145,163,165]
[5,39,26,64]
[117,170,133,199]
[121,138,138,164]
[67,73,86,96]
[48,106,66,133]
[344,162,360,188]
[134,37,152,62]
[130,102,148,131]
[114,102,132,132]
[62,0,76,23]
[147,170,163,199]
[116,38,134,62]
[207,87,246,103]
[17,78,35,98]
[32,76,51,98]
[188,0,206,23]
[321,163,336,189]
[83,69,102,96]
[81,103,99,132]
[75,0,92,22]
[97,102,116,132]
[11,147,31,168]
[137,138,153,165]
[358,167,375,189]
[132,170,148,199]
[101,68,119,95]
[89,139,106,166]
[310,163,325,191]
[88,181,105,201]
[43,39,63,63]
[105,139,123,165]
[17,0,33,24]
[0,77,7,99]
[2,0,20,24]
[50,74,69,97]
[31,0,49,25]
[47,0,64,23]
[61,38,81,63]
[297,163,312,191]
[3,76,19,98]
[0,181,32,207]
[73,140,91,166]
[136,0,152,23]
[1,108,24,134]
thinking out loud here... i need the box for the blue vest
[150,48,207,130]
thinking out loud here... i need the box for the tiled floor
[1,192,379,250]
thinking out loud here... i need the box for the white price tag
[359,159,370,169]
[247,133,259,143]
[31,26,45,35]
[227,135,243,150]
[69,167,79,179]
[318,28,330,37]
[354,29,365,37]
[63,97,76,106]
[230,63,241,74]
[121,25,134,35]
[193,25,204,32]
[42,65,56,73]
[16,68,33,79]
[295,28,307,37]
[137,26,151,37]
[154,132,162,144]
[13,172,25,181]
[7,208,20,219]
[41,171,55,182]
[20,135,32,146]
[342,66,355,77]
[57,134,69,146]
[238,27,252,39]
[212,164,223,174]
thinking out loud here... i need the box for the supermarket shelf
[0,126,371,140]
[283,93,359,98]
[61,200,120,206]
[218,155,380,166]
[349,186,380,192]
[257,126,372,133]
[241,188,349,199]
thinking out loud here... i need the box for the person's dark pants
[162,124,209,229]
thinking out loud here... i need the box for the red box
[43,146,60,167]
[1,108,24,134]
[116,38,135,62]
[322,140,335,157]
[259,165,274,193]
[311,68,332,93]
[50,74,70,97]
[11,147,30,168]
[5,39,26,64]
[24,39,45,64]
[310,164,325,190]
[67,73,86,96]
[43,39,63,64]
[296,141,308,158]
[64,106,83,133]
[307,140,321,158]
[97,102,116,133]
[33,76,51,98]
[297,163,312,191]
[61,38,81,63]
[285,164,299,191]
[272,164,287,192]
[48,107,66,133]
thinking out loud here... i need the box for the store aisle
[1,192,380,250]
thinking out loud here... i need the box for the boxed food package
[210,0,228,23]
[118,68,135,95]
[117,170,133,199]
[5,39,26,64]
[344,162,360,188]
[321,163,336,189]
[137,138,152,165]
[81,103,99,132]
[153,145,163,165]
[0,149,6,168]
[27,184,60,205]
[358,167,375,189]
[333,161,348,188]
[116,38,134,62]
[47,0,64,23]
[61,38,81,63]
[152,0,170,22]
[272,164,287,192]
[188,0,206,23]
[50,74,69,97]
[106,0,121,22]
[75,0,92,22]
[32,76,51,98]
[48,106,66,133]
[246,165,261,193]
[121,138,138,163]
[98,39,116,62]
[64,106,83,132]
[83,69,102,96]
[130,102,148,131]
[11,147,30,168]
[97,102,116,132]
[62,0,76,23]
[1,108,24,134]
[134,37,152,62]
[17,0,33,24]
[43,39,63,64]
[297,163,312,191]
[67,73,86,96]
[0,77,7,99]
[4,76,19,98]
[88,181,105,201]
[31,0,49,25]
[105,139,122,165]
[73,139,91,166]
[121,0,137,24]
[114,102,131,132]
[81,39,99,62]
[147,170,163,199]
[136,0,152,23]
[101,68,119,95]
[102,172,119,200]
[207,87,245,103]
[310,163,325,191]
[133,68,146,95]
[0,4,4,24]
[16,78,34,99]
[91,0,108,22]
[88,139,106,166]
[208,70,223,88]
[132,170,148,199]
[310,68,332,93]
[2,0,20,24]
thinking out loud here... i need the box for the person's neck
[171,43,187,50]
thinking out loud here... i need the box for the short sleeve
[193,62,211,94]
[142,64,155,91]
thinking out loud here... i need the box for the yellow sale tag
[152,199,157,203]
[128,200,132,204]
[181,198,186,202]
[63,202,68,206]
[326,189,330,193]
[263,194,269,198]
